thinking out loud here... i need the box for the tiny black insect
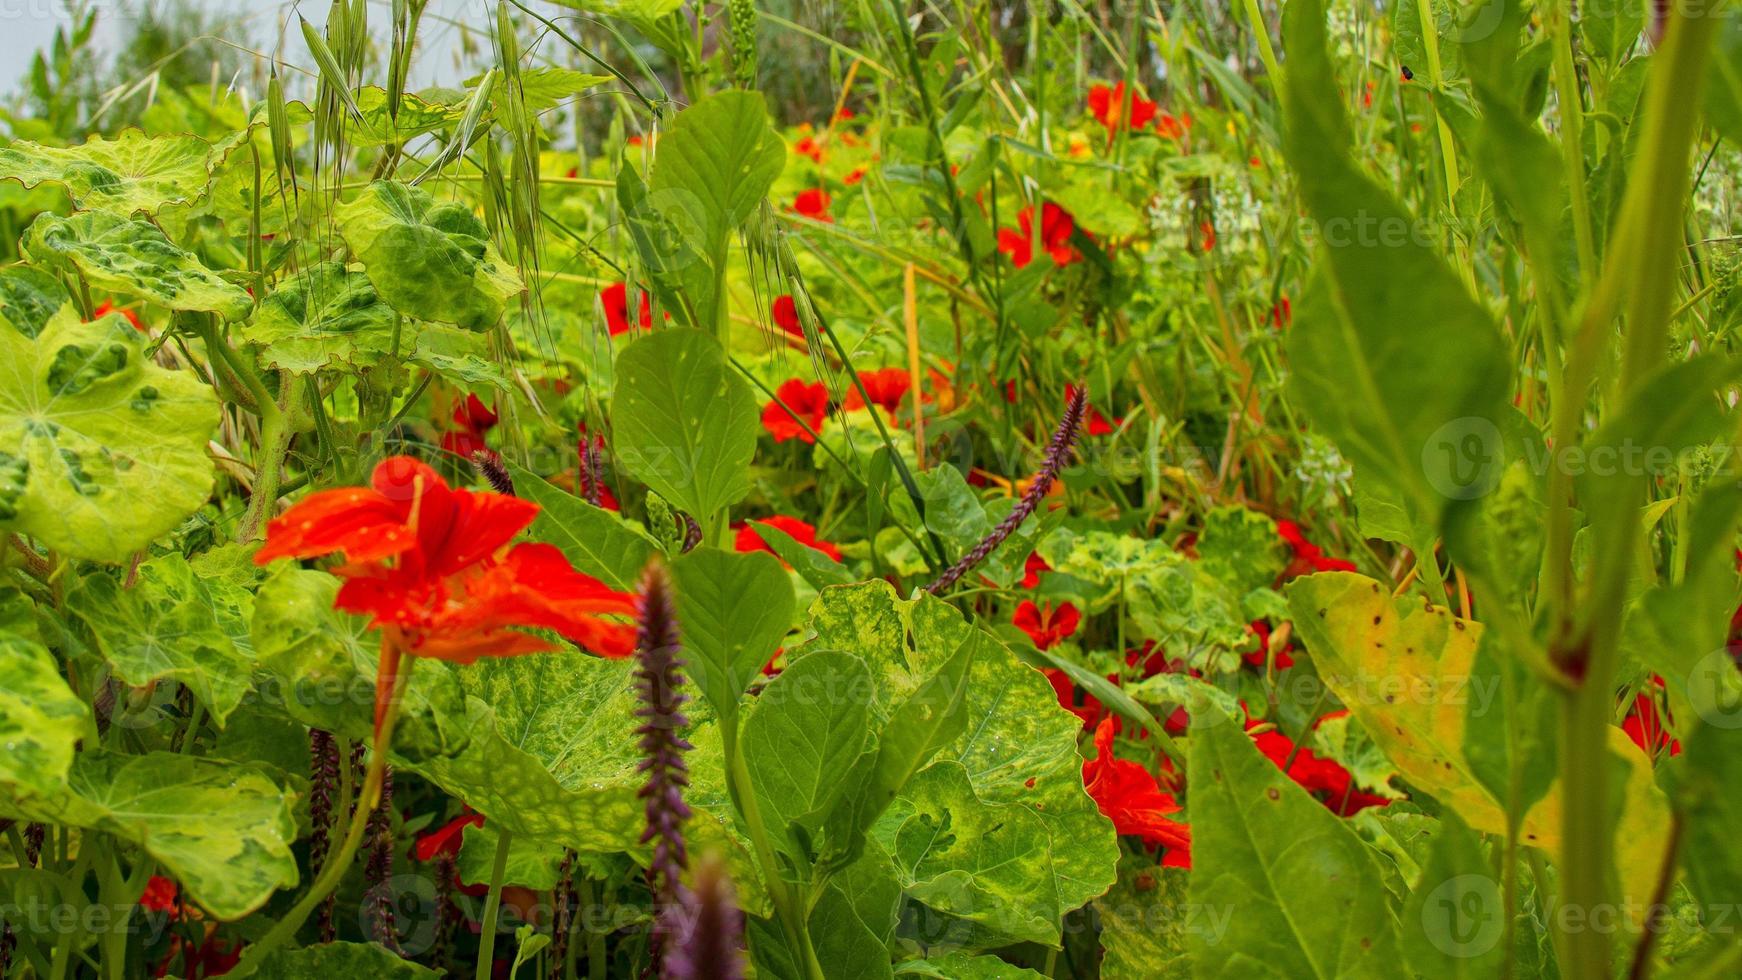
[1400,65,1415,81]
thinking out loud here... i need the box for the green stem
[48,847,96,980]
[230,654,415,977]
[1553,13,1716,977]
[98,850,134,980]
[475,827,514,980]
[724,726,823,980]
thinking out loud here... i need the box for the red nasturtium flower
[1622,688,1681,758]
[761,379,830,443]
[1044,668,1107,730]
[255,457,639,730]
[440,393,499,460]
[600,282,653,335]
[1013,600,1081,651]
[1086,82,1158,134]
[415,812,490,897]
[844,167,867,186]
[1020,551,1050,589]
[735,515,843,563]
[1155,112,1190,141]
[792,188,832,222]
[1083,718,1191,866]
[1278,519,1357,574]
[844,367,913,416]
[139,876,179,918]
[1241,619,1295,670]
[93,300,145,332]
[772,294,804,337]
[1268,295,1293,329]
[997,203,1079,269]
[794,134,825,163]
[1246,711,1391,816]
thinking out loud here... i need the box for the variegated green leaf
[399,651,645,855]
[0,264,69,338]
[336,180,523,331]
[0,305,219,561]
[0,631,89,804]
[0,130,226,215]
[247,261,399,373]
[12,750,298,920]
[69,553,255,725]
[22,211,252,320]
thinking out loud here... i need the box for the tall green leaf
[610,328,758,527]
[1280,0,1511,522]
[1187,713,1400,978]
[625,92,785,332]
[744,650,874,856]
[671,546,795,723]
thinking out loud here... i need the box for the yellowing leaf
[1287,572,1671,906]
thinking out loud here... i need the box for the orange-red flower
[772,295,804,338]
[1021,551,1050,589]
[735,515,843,563]
[440,393,499,460]
[414,812,488,896]
[139,876,179,918]
[255,456,638,665]
[1245,711,1391,815]
[792,188,832,222]
[1083,718,1191,865]
[844,167,866,186]
[1044,668,1106,730]
[794,135,825,164]
[600,282,652,335]
[1155,112,1190,140]
[761,379,829,443]
[1086,82,1158,133]
[93,300,145,332]
[1014,600,1080,651]
[844,367,912,416]
[1622,689,1681,759]
[1268,295,1293,329]
[415,812,484,862]
[1241,619,1295,670]
[997,203,1079,268]
[1278,520,1357,574]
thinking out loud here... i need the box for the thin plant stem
[475,827,514,980]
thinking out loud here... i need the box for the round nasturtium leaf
[0,305,220,562]
[0,630,90,803]
[0,264,69,339]
[336,180,523,331]
[247,260,399,373]
[0,129,225,216]
[22,210,253,321]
